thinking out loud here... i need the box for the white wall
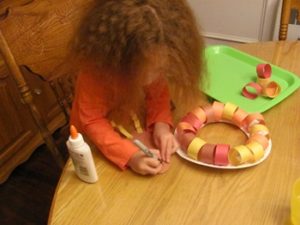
[187,0,281,45]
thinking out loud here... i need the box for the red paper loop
[198,144,216,164]
[178,132,196,150]
[256,64,272,78]
[214,144,230,166]
[242,82,263,99]
[182,113,204,130]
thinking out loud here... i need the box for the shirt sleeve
[70,71,138,170]
[144,76,173,131]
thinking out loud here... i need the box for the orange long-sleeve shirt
[70,67,173,170]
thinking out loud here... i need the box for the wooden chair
[0,29,65,169]
[279,0,300,40]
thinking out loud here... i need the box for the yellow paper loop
[257,77,271,88]
[246,141,264,162]
[229,145,253,165]
[187,137,206,160]
[222,102,238,121]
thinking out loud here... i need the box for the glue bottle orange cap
[70,125,79,139]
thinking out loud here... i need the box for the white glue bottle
[66,125,98,183]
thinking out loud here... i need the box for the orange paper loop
[243,113,265,129]
[249,124,270,136]
[262,81,281,98]
[177,122,196,134]
[232,108,249,127]
[212,101,224,121]
[202,105,216,123]
[246,133,269,149]
[191,107,206,123]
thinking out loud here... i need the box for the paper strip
[117,125,133,139]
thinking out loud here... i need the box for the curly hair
[72,0,205,121]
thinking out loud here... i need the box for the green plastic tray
[203,45,300,113]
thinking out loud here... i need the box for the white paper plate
[176,139,272,169]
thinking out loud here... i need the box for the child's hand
[153,122,179,163]
[127,149,162,175]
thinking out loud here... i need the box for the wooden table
[48,41,300,225]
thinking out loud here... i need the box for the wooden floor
[0,129,69,225]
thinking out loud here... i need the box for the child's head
[72,0,205,118]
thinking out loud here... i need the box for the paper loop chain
[175,101,270,166]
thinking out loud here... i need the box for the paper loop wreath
[175,101,272,169]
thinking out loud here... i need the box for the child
[70,0,205,175]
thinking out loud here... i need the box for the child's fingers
[164,139,172,163]
[149,149,161,160]
[146,166,163,175]
[159,162,171,174]
[144,159,163,175]
[146,157,161,167]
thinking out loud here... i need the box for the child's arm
[144,76,179,162]
[71,71,139,170]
